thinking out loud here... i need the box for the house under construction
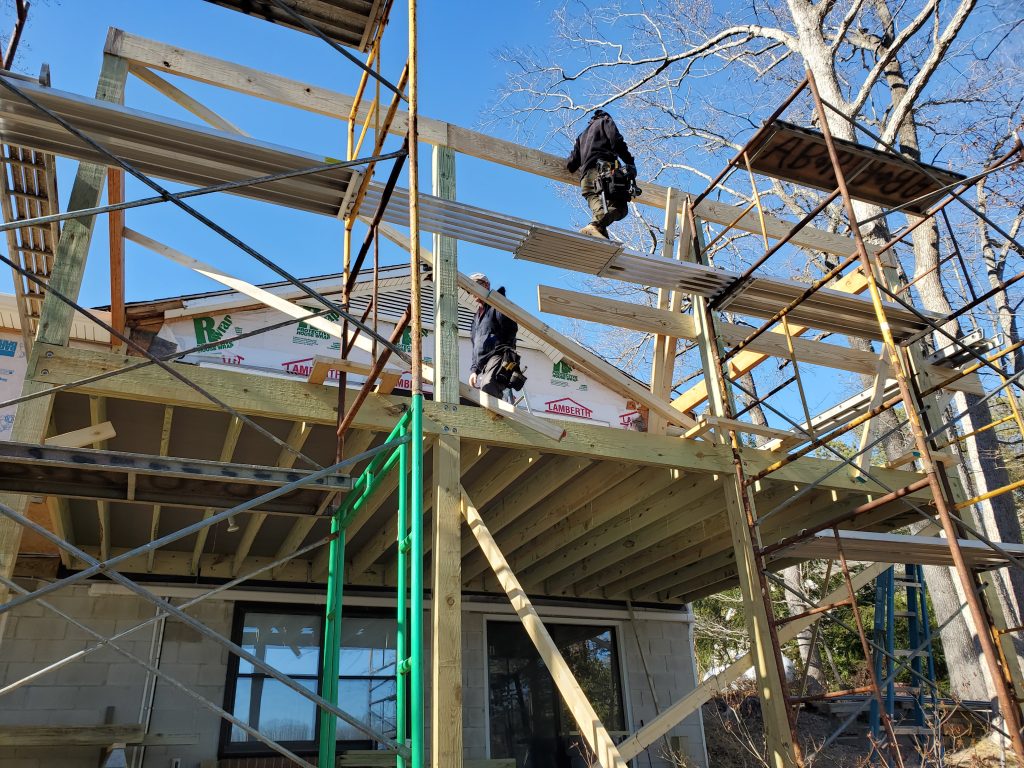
[0,2,1023,767]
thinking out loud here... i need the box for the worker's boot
[579,223,609,239]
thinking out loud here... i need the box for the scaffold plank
[775,530,1024,570]
[0,76,361,216]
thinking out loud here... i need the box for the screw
[40,369,48,375]
[45,350,53,358]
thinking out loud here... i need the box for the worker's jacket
[470,291,518,375]
[566,113,635,178]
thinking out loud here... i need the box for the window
[221,604,398,757]
[487,621,626,768]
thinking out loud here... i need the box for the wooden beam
[124,227,565,443]
[460,462,639,584]
[460,488,628,768]
[102,31,870,260]
[374,222,695,430]
[190,415,242,574]
[557,477,725,595]
[0,53,128,612]
[44,420,116,448]
[459,454,591,562]
[432,142,463,768]
[683,416,804,448]
[537,285,983,396]
[107,168,125,344]
[147,405,174,572]
[233,419,313,575]
[505,467,686,588]
[689,211,799,767]
[32,345,935,498]
[0,724,144,746]
[128,63,248,135]
[88,396,111,562]
[45,496,73,569]
[648,188,680,435]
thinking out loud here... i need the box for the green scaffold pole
[410,394,424,768]
[318,511,345,767]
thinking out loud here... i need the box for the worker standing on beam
[566,109,640,239]
[468,273,524,402]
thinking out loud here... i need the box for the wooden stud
[648,188,680,435]
[146,405,174,572]
[89,396,111,562]
[44,421,116,448]
[232,419,314,576]
[189,415,242,574]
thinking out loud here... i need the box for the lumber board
[106,31,876,256]
[0,724,144,746]
[44,420,116,448]
[461,488,628,768]
[125,228,565,443]
[373,223,695,430]
[31,345,935,498]
[777,530,1024,569]
[536,285,983,396]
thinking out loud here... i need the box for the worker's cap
[469,272,490,285]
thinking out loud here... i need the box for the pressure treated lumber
[373,222,696,429]
[461,488,628,768]
[537,285,983,395]
[105,30,878,259]
[124,227,565,442]
[43,421,116,448]
[31,344,936,499]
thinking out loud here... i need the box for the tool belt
[597,160,642,203]
[491,344,527,392]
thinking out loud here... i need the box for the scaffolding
[0,3,1021,768]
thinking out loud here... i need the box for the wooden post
[431,144,462,768]
[107,168,125,345]
[0,52,128,640]
[648,188,679,435]
[688,211,801,767]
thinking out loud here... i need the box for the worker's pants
[581,166,628,229]
[477,354,511,401]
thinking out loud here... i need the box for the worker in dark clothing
[566,109,638,238]
[468,272,520,401]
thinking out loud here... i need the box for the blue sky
[0,1,585,314]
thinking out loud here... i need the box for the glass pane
[230,677,318,743]
[487,622,624,768]
[340,617,398,676]
[335,677,398,741]
[239,612,321,675]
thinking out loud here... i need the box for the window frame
[481,615,633,763]
[219,602,396,758]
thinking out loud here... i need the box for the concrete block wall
[0,589,705,768]
[622,618,706,768]
[0,581,232,768]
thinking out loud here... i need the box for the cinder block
[106,662,147,687]
[25,684,79,710]
[90,597,143,620]
[54,661,109,687]
[13,617,68,641]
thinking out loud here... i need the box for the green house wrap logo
[296,306,339,340]
[552,360,578,382]
[193,314,234,351]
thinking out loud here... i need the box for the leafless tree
[492,0,1024,704]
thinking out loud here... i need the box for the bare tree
[493,0,1024,703]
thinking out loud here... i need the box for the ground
[686,687,1020,768]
